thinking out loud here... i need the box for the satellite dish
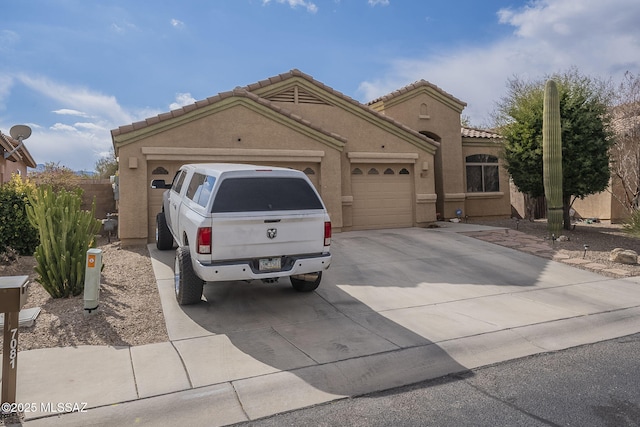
[10,125,32,141]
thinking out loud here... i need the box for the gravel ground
[1,218,639,353]
[0,237,168,353]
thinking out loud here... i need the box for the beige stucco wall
[113,74,511,246]
[1,160,28,183]
[270,101,438,230]
[368,88,510,220]
[115,100,350,245]
[571,177,628,223]
[462,142,511,219]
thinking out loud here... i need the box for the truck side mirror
[150,179,170,189]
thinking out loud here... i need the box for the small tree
[95,148,118,179]
[496,68,615,229]
[26,186,102,298]
[610,71,640,212]
[29,162,84,192]
[0,174,39,255]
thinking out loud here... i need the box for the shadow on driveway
[154,227,603,401]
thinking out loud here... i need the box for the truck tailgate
[209,211,327,260]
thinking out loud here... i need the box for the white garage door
[351,164,413,230]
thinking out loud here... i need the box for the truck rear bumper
[194,253,331,282]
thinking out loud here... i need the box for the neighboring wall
[78,179,116,220]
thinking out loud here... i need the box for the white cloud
[170,18,185,29]
[2,74,160,171]
[263,0,318,13]
[368,0,389,6]
[50,123,78,132]
[75,122,107,131]
[18,74,133,125]
[0,30,19,52]
[110,21,139,34]
[358,0,640,126]
[52,108,91,118]
[0,75,13,111]
[169,92,197,110]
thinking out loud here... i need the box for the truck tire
[156,212,174,250]
[290,272,322,292]
[174,246,204,305]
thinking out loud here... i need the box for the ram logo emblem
[267,228,277,239]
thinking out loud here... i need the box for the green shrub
[0,174,39,255]
[623,209,640,237]
[26,186,102,298]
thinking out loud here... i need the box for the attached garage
[351,164,414,230]
[111,70,457,246]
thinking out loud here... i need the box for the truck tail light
[324,221,332,246]
[197,227,212,254]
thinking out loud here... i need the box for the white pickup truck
[151,163,332,305]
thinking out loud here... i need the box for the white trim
[347,152,419,163]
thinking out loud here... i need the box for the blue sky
[1,0,640,171]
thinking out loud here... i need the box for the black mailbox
[0,275,29,313]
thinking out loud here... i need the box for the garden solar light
[583,244,589,258]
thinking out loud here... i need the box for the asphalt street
[239,333,640,427]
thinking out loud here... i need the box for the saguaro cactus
[543,79,563,238]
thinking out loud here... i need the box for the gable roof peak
[368,79,467,108]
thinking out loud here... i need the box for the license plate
[259,257,281,271]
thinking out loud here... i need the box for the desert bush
[623,209,640,237]
[0,174,39,255]
[26,186,102,298]
[28,162,85,192]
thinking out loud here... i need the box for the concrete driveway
[19,223,640,426]
[144,223,640,421]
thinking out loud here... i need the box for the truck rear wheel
[174,246,204,305]
[290,272,322,292]
[156,212,174,250]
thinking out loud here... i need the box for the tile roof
[111,87,347,144]
[461,127,502,139]
[111,69,439,148]
[368,79,467,107]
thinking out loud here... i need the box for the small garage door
[351,164,413,230]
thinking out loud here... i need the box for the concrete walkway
[9,223,640,426]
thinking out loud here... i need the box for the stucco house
[111,69,510,246]
[0,130,37,183]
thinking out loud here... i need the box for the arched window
[152,166,169,175]
[368,168,379,175]
[466,154,499,192]
[352,168,363,175]
[383,168,395,175]
[303,167,315,175]
[399,168,410,175]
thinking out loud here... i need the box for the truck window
[212,177,323,213]
[186,173,216,207]
[172,170,187,194]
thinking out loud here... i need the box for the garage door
[351,164,413,230]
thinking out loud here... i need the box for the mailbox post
[0,275,29,410]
